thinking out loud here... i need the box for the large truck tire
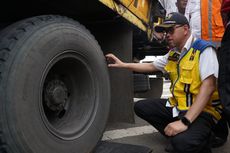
[0,15,110,153]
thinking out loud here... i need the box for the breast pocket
[179,62,195,84]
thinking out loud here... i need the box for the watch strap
[180,116,191,127]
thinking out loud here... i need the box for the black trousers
[212,115,229,141]
[134,98,215,153]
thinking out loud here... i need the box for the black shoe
[201,150,212,153]
[165,143,175,153]
[211,136,227,148]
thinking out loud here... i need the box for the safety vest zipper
[171,49,190,108]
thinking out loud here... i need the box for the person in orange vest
[201,0,225,48]
[184,0,225,48]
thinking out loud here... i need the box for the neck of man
[178,32,191,52]
[178,8,185,15]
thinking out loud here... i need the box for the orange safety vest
[201,0,225,47]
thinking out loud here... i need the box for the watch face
[181,116,191,126]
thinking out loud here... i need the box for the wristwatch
[180,116,191,127]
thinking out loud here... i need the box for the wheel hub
[44,79,68,111]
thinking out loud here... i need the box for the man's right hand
[105,53,157,73]
[105,53,126,68]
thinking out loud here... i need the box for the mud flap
[93,141,152,153]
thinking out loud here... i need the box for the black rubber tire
[134,77,163,98]
[133,74,150,93]
[0,15,110,153]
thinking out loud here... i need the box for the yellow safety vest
[164,39,222,120]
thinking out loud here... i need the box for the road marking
[102,125,158,140]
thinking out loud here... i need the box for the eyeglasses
[165,25,184,34]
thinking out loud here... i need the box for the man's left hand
[164,120,188,136]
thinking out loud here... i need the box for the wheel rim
[40,51,98,140]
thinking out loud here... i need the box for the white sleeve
[153,53,169,72]
[158,0,166,9]
[184,0,191,21]
[199,47,219,81]
[158,0,178,15]
[185,0,201,38]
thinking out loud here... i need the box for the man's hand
[105,53,158,72]
[105,53,125,68]
[164,120,188,136]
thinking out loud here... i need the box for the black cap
[155,12,189,33]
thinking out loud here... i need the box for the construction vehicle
[0,0,166,153]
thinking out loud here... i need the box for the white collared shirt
[153,34,219,81]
